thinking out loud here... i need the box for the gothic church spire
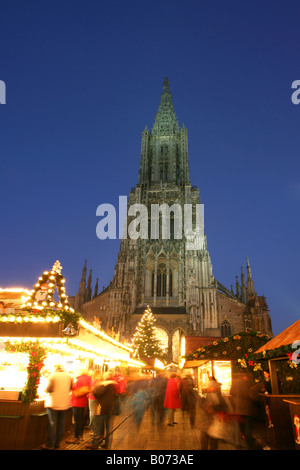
[138,78,190,186]
[246,257,256,297]
[152,77,179,136]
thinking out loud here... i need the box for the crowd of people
[40,365,122,450]
[41,365,269,451]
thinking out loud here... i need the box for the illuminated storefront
[182,359,232,395]
[0,263,145,449]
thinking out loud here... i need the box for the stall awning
[255,319,300,353]
[183,359,208,368]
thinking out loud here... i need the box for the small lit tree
[131,306,166,359]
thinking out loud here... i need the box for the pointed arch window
[221,319,232,337]
[169,271,173,297]
[157,268,166,297]
[151,267,173,297]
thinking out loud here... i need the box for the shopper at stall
[66,369,91,444]
[89,370,117,449]
[41,364,73,450]
[261,370,272,394]
[230,372,260,449]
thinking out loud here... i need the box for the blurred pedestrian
[201,376,227,450]
[230,372,260,449]
[41,364,73,450]
[88,369,102,430]
[164,373,181,426]
[67,369,91,444]
[133,381,150,427]
[113,367,126,415]
[90,370,118,449]
[179,373,197,428]
[150,372,168,424]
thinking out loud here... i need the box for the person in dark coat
[179,374,197,428]
[150,372,168,424]
[89,371,117,449]
[230,372,260,449]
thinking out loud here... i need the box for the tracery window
[221,319,232,337]
[151,267,173,297]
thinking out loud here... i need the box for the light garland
[1,335,145,368]
[0,288,31,295]
[0,315,61,323]
[20,260,74,314]
[79,319,133,352]
[0,262,147,403]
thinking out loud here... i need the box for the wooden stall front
[0,265,147,449]
[0,399,65,450]
[255,320,300,450]
[283,398,300,450]
[0,316,144,450]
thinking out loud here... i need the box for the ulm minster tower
[73,78,273,362]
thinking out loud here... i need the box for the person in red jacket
[66,369,91,444]
[164,373,181,426]
[113,367,126,415]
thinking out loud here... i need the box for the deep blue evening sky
[0,0,299,336]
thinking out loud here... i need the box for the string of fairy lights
[20,260,74,313]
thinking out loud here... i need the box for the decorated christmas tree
[131,306,166,360]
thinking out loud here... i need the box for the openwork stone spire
[152,77,179,136]
[138,78,190,186]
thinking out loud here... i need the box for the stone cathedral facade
[72,79,273,362]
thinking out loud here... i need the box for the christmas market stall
[253,320,300,450]
[0,261,145,450]
[181,330,271,396]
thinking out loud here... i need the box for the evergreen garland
[185,330,300,393]
[5,340,47,403]
[2,262,82,403]
[185,330,271,368]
